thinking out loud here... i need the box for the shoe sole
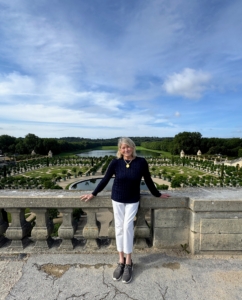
[122,276,132,284]
[113,275,122,281]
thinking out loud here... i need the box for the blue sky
[0,0,241,139]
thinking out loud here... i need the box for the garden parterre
[0,155,242,190]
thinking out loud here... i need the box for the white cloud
[0,72,35,96]
[162,68,211,99]
[175,111,180,117]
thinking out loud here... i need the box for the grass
[97,146,117,150]
[14,166,89,179]
[54,151,83,157]
[136,146,172,158]
[150,165,217,178]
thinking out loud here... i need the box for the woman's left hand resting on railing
[80,194,95,202]
[160,193,171,198]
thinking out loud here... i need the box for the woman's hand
[80,194,94,202]
[160,193,171,198]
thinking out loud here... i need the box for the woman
[80,137,170,284]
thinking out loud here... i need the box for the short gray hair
[116,137,137,159]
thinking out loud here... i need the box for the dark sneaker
[122,261,133,284]
[113,260,126,281]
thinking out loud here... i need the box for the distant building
[197,150,202,156]
[48,150,53,158]
[31,150,36,155]
[180,150,185,158]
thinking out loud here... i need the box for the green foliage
[180,243,190,253]
[173,131,202,155]
[72,167,77,173]
[156,184,169,190]
[51,223,61,237]
[73,208,84,220]
[48,209,59,219]
[1,132,242,158]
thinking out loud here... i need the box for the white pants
[112,200,139,254]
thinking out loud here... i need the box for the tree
[173,132,202,155]
[0,135,16,153]
[43,138,61,155]
[24,133,40,153]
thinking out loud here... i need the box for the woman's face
[120,144,134,159]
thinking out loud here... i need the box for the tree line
[1,132,242,158]
[0,134,165,156]
[141,132,242,157]
[0,134,100,155]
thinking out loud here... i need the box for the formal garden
[147,156,242,188]
[1,153,242,190]
[0,156,108,190]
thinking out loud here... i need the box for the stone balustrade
[0,188,242,255]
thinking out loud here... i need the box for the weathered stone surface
[140,195,189,208]
[58,208,74,249]
[5,208,31,249]
[0,188,242,255]
[152,208,189,228]
[201,234,242,251]
[31,209,53,249]
[153,228,189,248]
[201,218,242,234]
[190,199,242,212]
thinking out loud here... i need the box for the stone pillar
[134,208,150,249]
[0,209,9,246]
[5,208,32,249]
[107,208,116,249]
[82,208,99,249]
[31,208,53,249]
[58,208,74,249]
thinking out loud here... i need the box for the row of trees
[0,134,165,156]
[141,132,242,157]
[1,132,242,158]
[0,134,106,155]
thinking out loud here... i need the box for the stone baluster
[0,209,9,247]
[58,208,74,249]
[5,208,32,249]
[82,208,99,249]
[107,208,116,249]
[31,209,53,249]
[134,208,150,248]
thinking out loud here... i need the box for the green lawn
[150,165,217,178]
[14,166,88,178]
[136,146,172,158]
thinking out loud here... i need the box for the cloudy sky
[0,0,241,139]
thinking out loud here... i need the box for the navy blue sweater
[92,157,161,203]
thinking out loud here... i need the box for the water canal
[76,149,160,158]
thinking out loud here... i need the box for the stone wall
[0,188,242,254]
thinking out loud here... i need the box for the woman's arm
[143,158,170,198]
[80,159,116,202]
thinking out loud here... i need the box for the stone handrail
[1,189,242,255]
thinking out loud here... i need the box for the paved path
[1,252,242,300]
